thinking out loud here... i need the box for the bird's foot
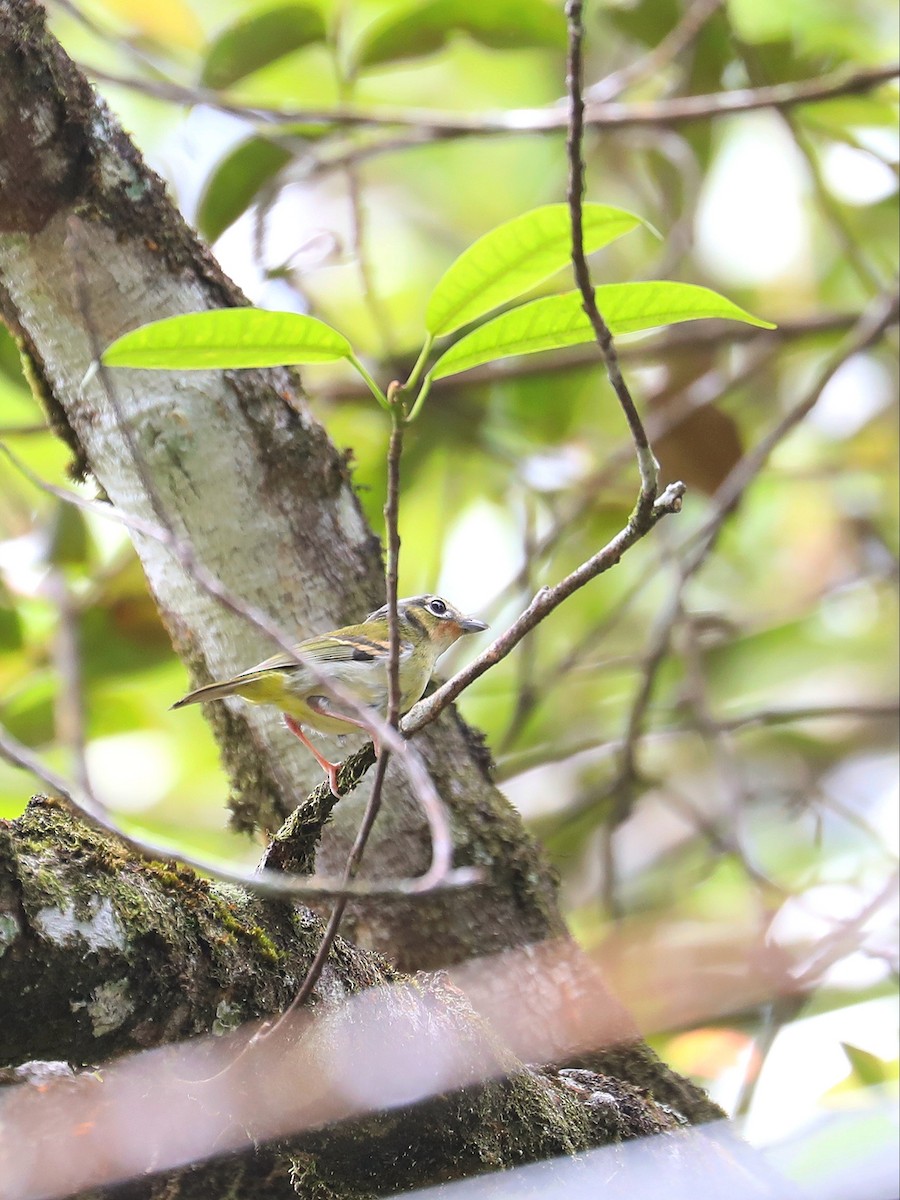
[282,713,342,797]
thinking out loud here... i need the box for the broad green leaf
[103,309,353,370]
[201,4,327,90]
[426,203,646,338]
[198,138,293,243]
[354,0,564,71]
[430,284,775,380]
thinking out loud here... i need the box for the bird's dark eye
[429,598,448,616]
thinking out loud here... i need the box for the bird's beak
[459,616,489,634]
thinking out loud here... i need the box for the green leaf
[102,309,353,370]
[197,138,293,243]
[47,502,90,568]
[354,0,564,71]
[0,596,23,652]
[201,4,327,90]
[426,203,647,338]
[430,284,775,380]
[841,1043,897,1089]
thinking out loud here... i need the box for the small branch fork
[565,0,660,516]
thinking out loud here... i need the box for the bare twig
[587,0,724,103]
[566,0,658,507]
[566,285,899,859]
[0,721,476,900]
[401,482,685,738]
[83,61,899,137]
[43,569,91,800]
[277,403,408,1019]
[495,700,900,782]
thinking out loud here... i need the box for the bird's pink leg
[307,698,381,755]
[282,714,342,797]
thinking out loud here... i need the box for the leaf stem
[349,353,391,409]
[402,334,435,394]
[406,374,433,422]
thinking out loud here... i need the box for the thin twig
[276,403,407,1018]
[401,482,685,738]
[0,721,477,900]
[587,0,724,103]
[566,0,658,508]
[734,870,900,1117]
[83,61,900,136]
[44,569,91,800]
[578,286,900,845]
[495,700,900,782]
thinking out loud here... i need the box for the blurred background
[0,0,897,1178]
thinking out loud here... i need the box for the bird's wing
[249,628,400,676]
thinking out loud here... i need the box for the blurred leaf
[1,673,55,745]
[354,0,565,71]
[89,554,175,664]
[0,323,27,389]
[201,4,327,89]
[197,138,293,243]
[726,0,793,45]
[430,284,774,380]
[426,203,647,338]
[46,502,90,568]
[0,595,23,652]
[97,0,204,50]
[653,407,744,496]
[841,1042,898,1089]
[648,350,744,495]
[727,0,887,60]
[80,604,172,681]
[103,309,353,369]
[666,1027,755,1080]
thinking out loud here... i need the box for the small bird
[172,595,488,796]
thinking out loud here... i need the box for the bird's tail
[170,679,241,709]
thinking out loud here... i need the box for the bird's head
[367,595,488,651]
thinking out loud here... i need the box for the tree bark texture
[0,798,692,1200]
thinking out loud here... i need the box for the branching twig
[0,721,476,900]
[401,482,685,738]
[567,285,899,857]
[566,0,658,509]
